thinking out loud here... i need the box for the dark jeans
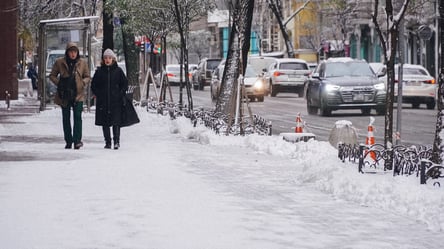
[62,101,83,145]
[102,125,120,144]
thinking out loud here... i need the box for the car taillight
[188,73,192,77]
[274,71,283,77]
[424,79,435,84]
[167,73,175,77]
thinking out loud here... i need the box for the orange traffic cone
[365,117,376,160]
[295,113,303,133]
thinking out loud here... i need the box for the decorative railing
[420,161,444,187]
[338,142,443,186]
[146,100,272,136]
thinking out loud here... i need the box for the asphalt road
[162,85,437,147]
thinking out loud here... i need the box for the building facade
[0,0,18,100]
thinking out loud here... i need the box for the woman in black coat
[91,49,128,149]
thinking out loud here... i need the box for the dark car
[304,57,386,116]
[194,58,222,90]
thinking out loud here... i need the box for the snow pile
[170,114,444,232]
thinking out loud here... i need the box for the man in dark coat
[91,49,128,149]
[27,63,38,90]
[49,42,90,149]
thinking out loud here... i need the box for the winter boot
[104,141,111,149]
[113,126,120,150]
[113,142,120,150]
[103,126,112,149]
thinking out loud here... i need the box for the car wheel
[426,100,436,110]
[412,102,420,109]
[306,92,318,115]
[257,96,264,102]
[270,83,278,97]
[376,106,385,115]
[199,80,205,90]
[193,85,198,90]
[298,89,304,98]
[210,86,216,102]
[361,108,371,115]
[319,96,331,116]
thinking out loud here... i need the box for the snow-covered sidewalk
[0,100,443,248]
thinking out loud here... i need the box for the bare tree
[216,0,254,115]
[264,0,311,57]
[371,0,411,169]
[189,30,212,61]
[320,0,360,57]
[432,2,444,163]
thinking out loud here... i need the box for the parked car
[248,56,277,95]
[267,58,311,97]
[304,57,386,116]
[394,64,436,109]
[165,64,192,85]
[189,63,199,89]
[370,63,436,109]
[117,61,126,75]
[308,62,318,73]
[194,58,222,90]
[210,61,265,102]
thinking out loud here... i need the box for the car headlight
[374,82,385,90]
[325,84,340,92]
[253,79,264,90]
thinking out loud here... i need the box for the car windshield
[325,62,374,77]
[207,60,221,70]
[244,65,257,78]
[279,62,308,70]
[401,68,428,76]
[167,65,183,72]
[249,57,276,72]
[47,54,64,70]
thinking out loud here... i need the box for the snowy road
[0,103,443,248]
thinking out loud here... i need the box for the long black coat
[91,62,128,126]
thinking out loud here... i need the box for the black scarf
[66,57,77,76]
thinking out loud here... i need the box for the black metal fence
[146,100,272,136]
[338,143,444,186]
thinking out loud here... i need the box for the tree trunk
[173,0,193,110]
[383,0,400,171]
[267,0,294,58]
[120,19,140,100]
[102,0,114,52]
[216,0,255,114]
[432,2,444,163]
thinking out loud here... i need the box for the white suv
[267,58,311,97]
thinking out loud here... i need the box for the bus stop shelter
[38,16,99,111]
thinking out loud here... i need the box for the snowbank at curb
[166,114,444,232]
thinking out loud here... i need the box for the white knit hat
[103,49,116,59]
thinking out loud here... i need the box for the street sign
[418,25,433,40]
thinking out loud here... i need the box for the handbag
[121,94,140,127]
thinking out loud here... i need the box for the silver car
[166,64,191,85]
[267,58,311,97]
[394,64,436,109]
[210,62,265,102]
